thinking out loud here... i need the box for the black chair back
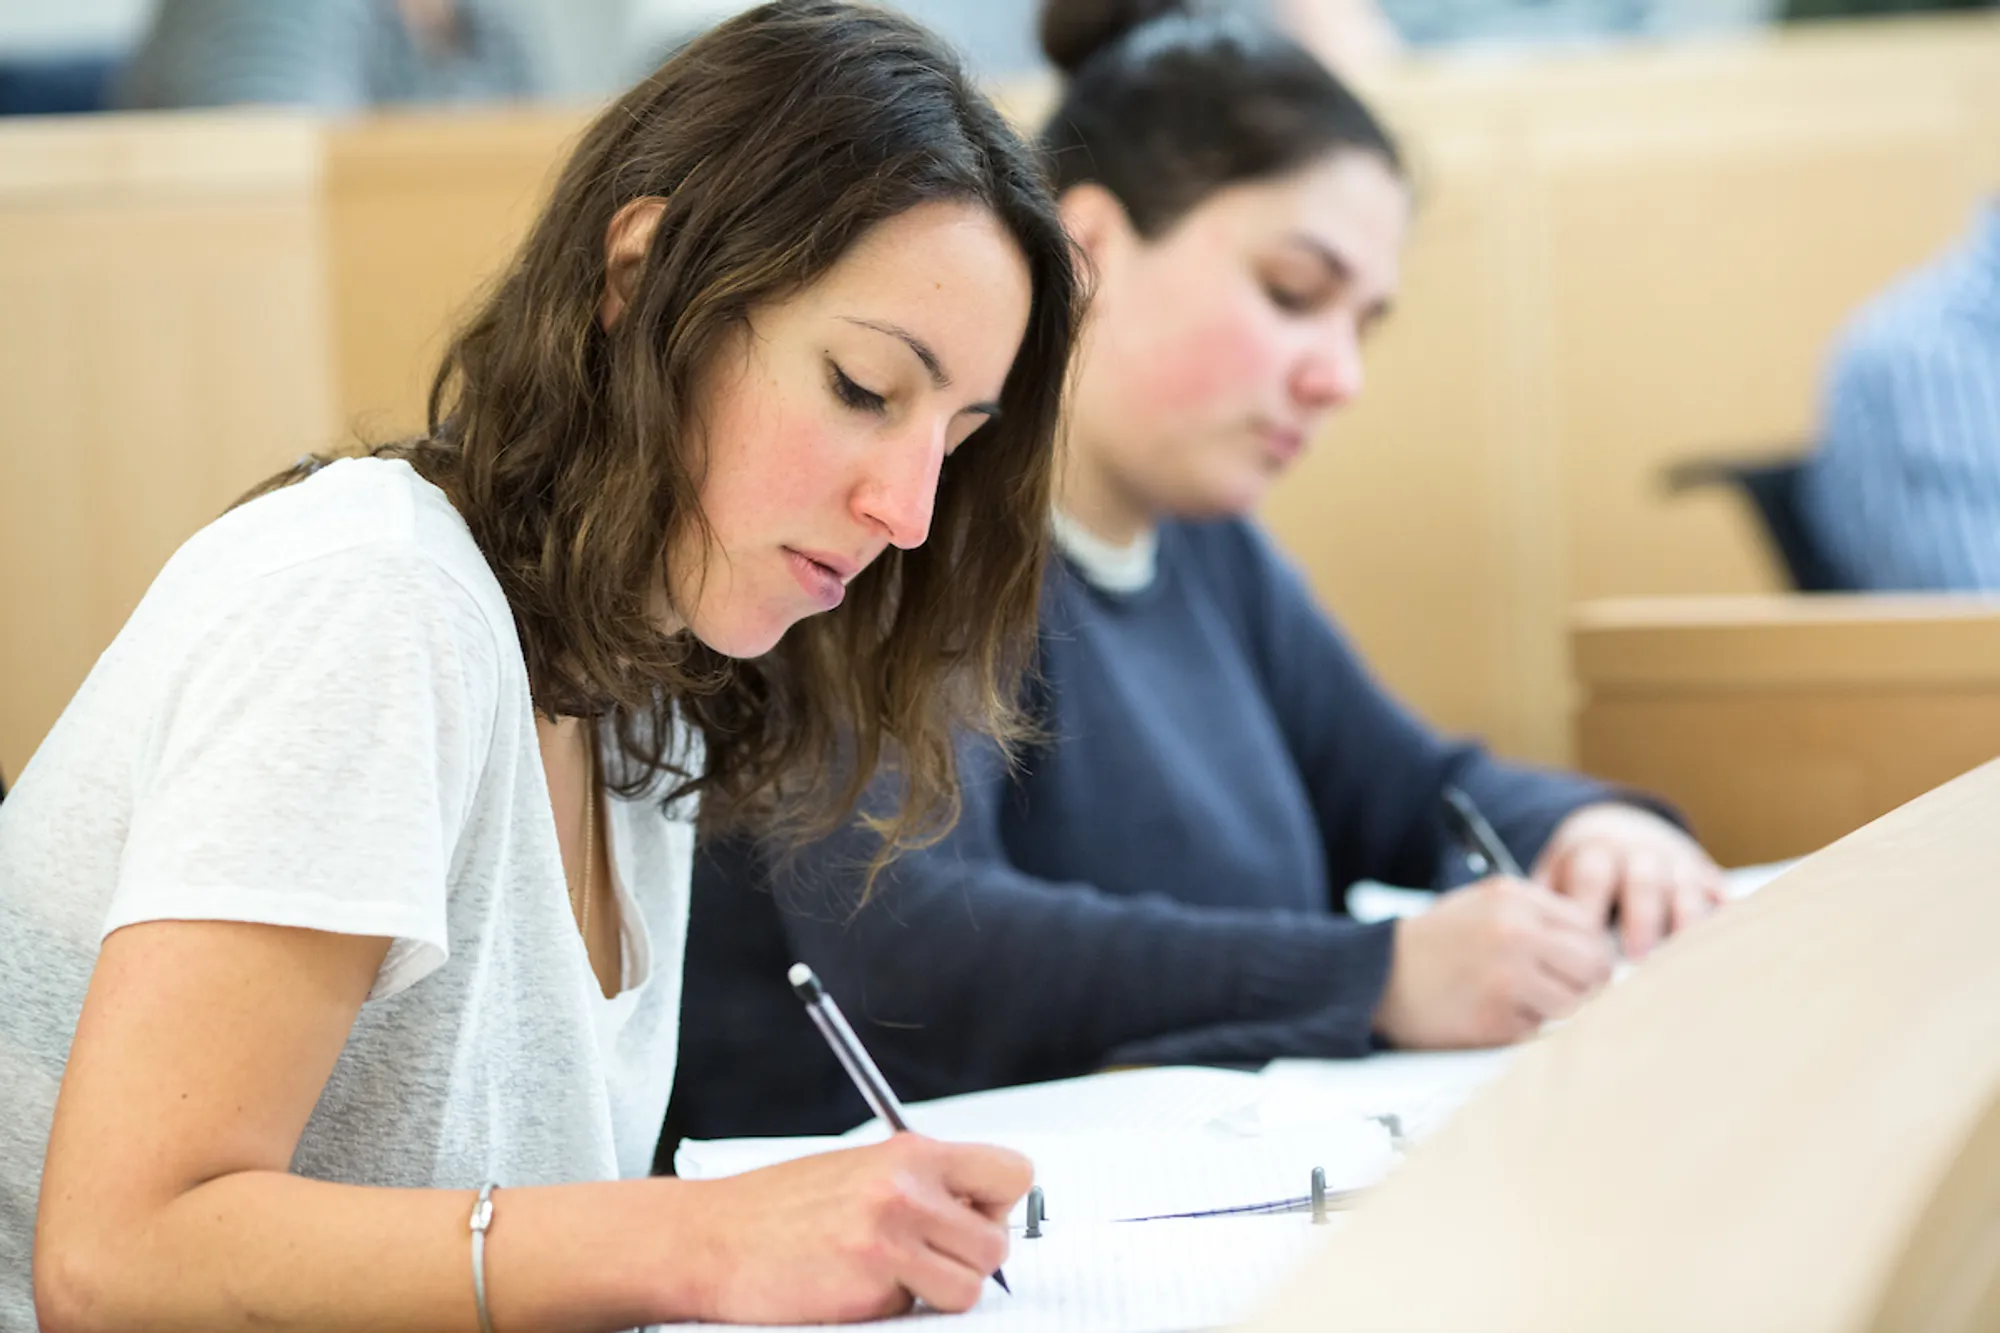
[1664,452,1854,593]
[0,55,119,116]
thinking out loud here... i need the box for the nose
[1293,319,1367,413]
[852,422,946,550]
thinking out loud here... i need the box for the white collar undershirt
[1051,508,1159,594]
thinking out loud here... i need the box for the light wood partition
[324,109,586,441]
[1573,595,2000,864]
[0,113,337,781]
[0,109,586,783]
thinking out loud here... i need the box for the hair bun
[1039,0,1196,76]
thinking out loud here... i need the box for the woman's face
[1065,151,1409,522]
[672,200,1032,658]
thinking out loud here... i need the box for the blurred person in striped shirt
[1803,203,2000,591]
[117,0,538,110]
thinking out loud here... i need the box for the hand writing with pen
[1373,795,1725,1051]
[1534,802,1728,960]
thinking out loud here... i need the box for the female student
[0,3,1080,1327]
[668,0,1730,1142]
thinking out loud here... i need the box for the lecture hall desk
[1572,594,2000,866]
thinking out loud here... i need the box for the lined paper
[865,1066,1272,1139]
[677,1120,1393,1226]
[671,1215,1337,1333]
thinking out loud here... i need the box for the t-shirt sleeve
[107,543,500,1002]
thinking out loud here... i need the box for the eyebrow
[1286,231,1354,284]
[1282,232,1395,324]
[840,316,1001,417]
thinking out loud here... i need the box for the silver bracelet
[469,1183,497,1333]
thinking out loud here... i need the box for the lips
[783,547,850,611]
[1260,426,1307,465]
[788,546,862,582]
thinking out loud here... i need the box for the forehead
[1181,153,1410,295]
[768,199,1034,391]
[791,200,1030,318]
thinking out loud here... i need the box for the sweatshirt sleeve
[1216,522,1629,888]
[773,737,1399,1100]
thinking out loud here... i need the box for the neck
[1055,424,1159,549]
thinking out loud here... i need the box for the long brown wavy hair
[245,0,1081,860]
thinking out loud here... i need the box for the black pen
[788,963,1011,1295]
[1440,784,1525,880]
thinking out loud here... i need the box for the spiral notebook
[669,1067,1403,1332]
[674,1068,1397,1228]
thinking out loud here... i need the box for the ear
[1057,183,1137,288]
[600,196,669,329]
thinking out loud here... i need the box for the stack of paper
[669,1067,1416,1332]
[676,1067,1400,1226]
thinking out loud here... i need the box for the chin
[686,608,798,660]
[1186,477,1271,520]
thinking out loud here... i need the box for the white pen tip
[787,963,825,1005]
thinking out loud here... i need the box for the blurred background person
[1802,201,2000,590]
[116,0,540,110]
[1780,0,1994,20]
[631,0,1060,78]
[17,0,1908,118]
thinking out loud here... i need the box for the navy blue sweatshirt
[664,519,1624,1149]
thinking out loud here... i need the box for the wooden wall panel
[0,114,335,781]
[324,109,587,441]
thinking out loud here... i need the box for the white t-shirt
[0,458,697,1324]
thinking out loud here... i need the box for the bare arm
[36,920,1026,1331]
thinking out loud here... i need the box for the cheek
[697,403,840,548]
[673,395,847,647]
[1122,299,1283,427]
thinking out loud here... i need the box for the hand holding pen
[791,964,1017,1296]
[1440,784,1525,879]
[1450,784,1726,959]
[1368,788,1616,1049]
[687,1123,1028,1323]
[678,968,1025,1323]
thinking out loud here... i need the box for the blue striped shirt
[1803,204,2000,591]
[116,0,536,112]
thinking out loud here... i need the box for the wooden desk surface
[1575,595,2000,689]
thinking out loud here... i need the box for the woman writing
[0,2,1079,1326]
[670,0,1728,1141]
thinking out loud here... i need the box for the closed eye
[1265,282,1322,315]
[828,361,888,415]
